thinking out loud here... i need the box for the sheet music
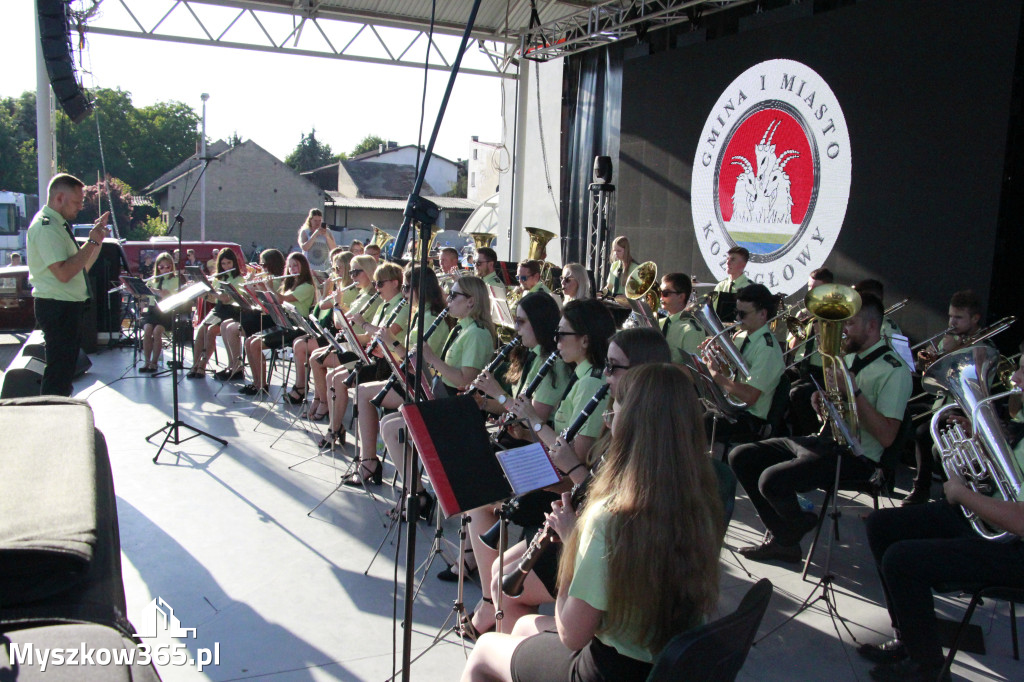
[489,285,514,328]
[495,442,561,496]
[157,281,210,313]
[889,333,914,368]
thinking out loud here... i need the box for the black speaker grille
[37,0,93,124]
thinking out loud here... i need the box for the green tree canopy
[285,129,340,172]
[0,87,199,194]
[351,134,386,157]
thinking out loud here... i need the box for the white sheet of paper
[889,333,915,368]
[495,442,560,496]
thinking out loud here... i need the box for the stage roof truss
[75,0,524,78]
[512,0,758,61]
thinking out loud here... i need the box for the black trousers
[729,435,874,545]
[788,365,826,437]
[34,298,86,397]
[865,501,1024,667]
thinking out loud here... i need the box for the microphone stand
[391,2,482,678]
[146,157,228,462]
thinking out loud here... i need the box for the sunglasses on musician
[374,279,396,287]
[448,291,470,301]
[350,269,364,277]
[517,275,532,283]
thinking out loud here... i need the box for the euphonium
[806,283,861,447]
[525,227,558,290]
[623,261,660,328]
[371,224,395,251]
[924,344,1024,541]
[470,232,497,250]
[691,295,751,410]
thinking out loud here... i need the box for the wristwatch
[497,394,508,406]
[531,420,543,433]
[87,238,100,247]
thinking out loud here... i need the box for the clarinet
[464,337,522,395]
[343,298,408,388]
[502,474,591,598]
[559,383,610,442]
[371,304,450,408]
[494,351,560,435]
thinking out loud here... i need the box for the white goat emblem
[730,120,800,224]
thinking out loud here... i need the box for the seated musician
[474,247,505,288]
[602,235,639,300]
[322,261,406,448]
[516,259,558,304]
[701,283,785,452]
[787,267,834,436]
[288,248,350,405]
[730,294,912,563]
[350,266,449,485]
[239,252,317,396]
[560,263,592,304]
[439,247,461,279]
[461,363,724,682]
[219,249,285,383]
[372,276,498,492]
[658,272,704,364]
[465,328,671,638]
[139,252,177,373]
[854,279,902,342]
[307,254,381,418]
[188,248,244,379]
[858,353,1024,682]
[711,246,751,322]
[905,289,987,505]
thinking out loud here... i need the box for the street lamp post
[200,93,209,241]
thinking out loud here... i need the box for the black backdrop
[616,0,1023,345]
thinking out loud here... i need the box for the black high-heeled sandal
[285,386,306,405]
[457,598,494,642]
[343,458,383,487]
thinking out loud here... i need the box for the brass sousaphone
[470,232,497,250]
[623,261,661,328]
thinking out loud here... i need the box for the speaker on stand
[36,0,93,123]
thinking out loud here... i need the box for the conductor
[27,173,110,396]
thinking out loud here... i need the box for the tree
[78,176,134,239]
[285,129,338,172]
[351,134,386,157]
[0,95,38,194]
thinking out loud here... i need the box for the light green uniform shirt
[348,286,382,335]
[440,317,495,389]
[661,311,705,364]
[568,502,658,663]
[285,281,315,317]
[374,293,407,337]
[552,360,609,439]
[407,307,449,359]
[341,285,360,309]
[513,346,570,407]
[1014,411,1024,502]
[788,317,823,369]
[713,273,750,295]
[732,326,785,421]
[605,260,639,297]
[844,338,913,463]
[482,271,504,288]
[27,205,88,302]
[881,316,902,342]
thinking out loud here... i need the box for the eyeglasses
[554,331,580,340]
[517,275,532,283]
[448,291,470,301]
[601,409,616,427]
[560,276,574,284]
[603,362,630,375]
[374,279,395,288]
[735,309,752,319]
[661,290,681,297]
[350,269,364,277]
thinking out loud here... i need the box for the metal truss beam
[77,0,517,78]
[512,0,758,61]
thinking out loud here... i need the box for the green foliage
[126,215,168,242]
[0,88,199,193]
[285,129,339,172]
[444,160,468,198]
[351,134,387,157]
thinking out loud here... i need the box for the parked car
[118,238,247,278]
[0,265,33,331]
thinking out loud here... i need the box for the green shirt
[284,281,315,317]
[514,346,570,406]
[713,273,750,294]
[441,317,495,388]
[341,285,360,309]
[374,293,406,337]
[407,307,449,359]
[844,338,913,463]
[348,286,382,334]
[881,316,902,342]
[732,326,785,421]
[482,271,504,288]
[27,205,88,302]
[661,311,705,364]
[149,273,178,303]
[605,261,639,297]
[789,318,823,369]
[552,360,609,439]
[568,502,656,663]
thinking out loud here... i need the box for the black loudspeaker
[593,155,613,183]
[86,241,124,334]
[1,356,46,399]
[20,330,92,379]
[37,0,93,123]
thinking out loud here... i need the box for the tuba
[806,284,861,446]
[623,261,660,328]
[371,225,395,252]
[411,223,441,262]
[924,345,1024,541]
[525,227,559,290]
[470,232,497,250]
[691,295,751,410]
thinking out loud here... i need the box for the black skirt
[258,327,304,350]
[241,309,274,336]
[144,305,174,329]
[511,631,651,682]
[212,301,241,323]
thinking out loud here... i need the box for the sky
[2,1,507,169]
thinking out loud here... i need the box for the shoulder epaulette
[762,329,775,347]
[41,216,50,225]
[883,354,902,368]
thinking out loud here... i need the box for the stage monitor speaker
[37,0,93,123]
[593,155,613,183]
[19,341,92,379]
[1,355,46,399]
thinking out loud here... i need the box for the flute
[317,280,358,308]
[370,305,451,408]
